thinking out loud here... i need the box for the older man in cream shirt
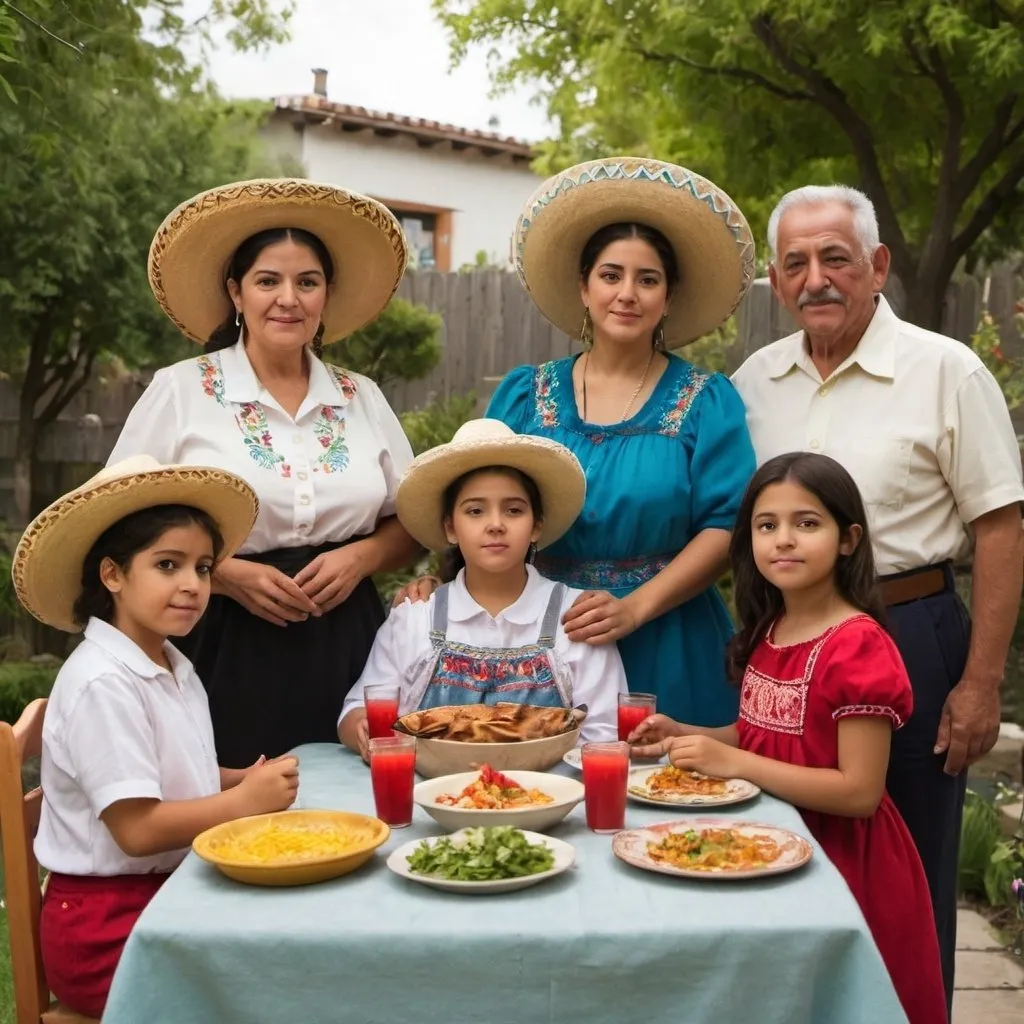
[732,185,1023,1015]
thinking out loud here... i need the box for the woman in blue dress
[484,158,758,726]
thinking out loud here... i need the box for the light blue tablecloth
[104,743,907,1024]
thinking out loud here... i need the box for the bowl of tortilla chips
[393,703,584,779]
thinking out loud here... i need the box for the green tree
[0,1,293,525]
[333,299,444,387]
[436,0,1024,331]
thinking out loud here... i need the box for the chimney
[312,68,328,98]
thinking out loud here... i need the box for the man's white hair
[766,185,880,261]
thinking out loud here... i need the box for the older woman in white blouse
[108,179,421,766]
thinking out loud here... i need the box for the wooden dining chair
[0,699,99,1024]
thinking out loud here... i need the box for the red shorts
[40,871,169,1018]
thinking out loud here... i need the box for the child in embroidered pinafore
[338,419,628,759]
[12,457,300,1019]
[631,452,945,1024]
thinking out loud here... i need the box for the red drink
[369,736,416,828]
[364,684,401,740]
[581,742,630,833]
[617,692,656,742]
[366,698,399,739]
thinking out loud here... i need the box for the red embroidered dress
[738,616,946,1024]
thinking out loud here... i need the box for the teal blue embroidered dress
[486,354,756,726]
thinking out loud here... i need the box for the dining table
[103,742,908,1024]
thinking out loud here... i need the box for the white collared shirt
[732,297,1024,574]
[340,566,627,743]
[108,340,414,554]
[35,619,221,876]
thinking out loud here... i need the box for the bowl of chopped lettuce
[386,826,576,893]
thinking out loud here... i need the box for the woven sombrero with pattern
[12,456,258,632]
[395,419,586,552]
[513,157,756,347]
[148,178,408,345]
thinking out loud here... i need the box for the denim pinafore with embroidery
[414,583,571,710]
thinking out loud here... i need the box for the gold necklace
[581,348,656,423]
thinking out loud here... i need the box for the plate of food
[626,765,760,808]
[413,764,584,831]
[394,703,584,778]
[612,818,812,881]
[562,747,666,771]
[387,826,576,894]
[192,809,390,886]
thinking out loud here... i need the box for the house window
[377,199,452,271]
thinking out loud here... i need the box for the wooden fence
[0,262,1020,525]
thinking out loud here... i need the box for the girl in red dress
[633,451,946,1024]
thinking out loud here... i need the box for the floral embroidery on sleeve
[658,366,709,437]
[198,355,226,407]
[533,361,561,427]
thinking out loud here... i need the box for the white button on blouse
[108,341,414,555]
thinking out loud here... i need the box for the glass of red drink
[617,692,656,742]
[369,735,416,828]
[364,684,401,740]
[581,741,630,834]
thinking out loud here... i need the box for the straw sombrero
[395,420,586,552]
[148,178,409,344]
[12,456,258,633]
[513,157,756,347]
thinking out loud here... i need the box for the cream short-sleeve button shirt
[732,297,1024,574]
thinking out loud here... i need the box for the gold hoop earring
[580,307,593,349]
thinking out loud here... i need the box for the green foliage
[372,391,478,603]
[436,0,1024,327]
[0,660,58,724]
[399,391,478,455]
[970,310,1024,411]
[959,789,1003,899]
[332,299,443,387]
[458,251,506,273]
[686,316,738,375]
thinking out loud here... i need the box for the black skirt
[174,542,385,767]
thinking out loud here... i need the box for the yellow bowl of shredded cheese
[192,810,390,886]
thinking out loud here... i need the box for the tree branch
[954,95,1019,206]
[950,149,1024,266]
[2,0,83,55]
[36,349,96,429]
[633,46,814,102]
[749,15,910,269]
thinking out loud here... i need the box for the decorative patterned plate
[626,765,760,808]
[612,818,813,881]
[562,747,667,771]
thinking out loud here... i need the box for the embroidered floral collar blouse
[108,340,414,554]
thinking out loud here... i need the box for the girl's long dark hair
[439,466,544,582]
[726,452,887,682]
[204,227,335,358]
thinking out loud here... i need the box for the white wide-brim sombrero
[148,178,409,344]
[513,157,756,347]
[395,420,586,552]
[12,456,258,633]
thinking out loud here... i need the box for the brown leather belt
[878,567,948,607]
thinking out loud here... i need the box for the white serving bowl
[413,770,584,832]
[412,728,580,780]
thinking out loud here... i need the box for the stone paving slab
[955,950,1024,989]
[956,909,1005,951]
[952,988,1024,1024]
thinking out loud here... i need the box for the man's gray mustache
[798,287,846,308]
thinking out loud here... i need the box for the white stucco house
[260,69,542,271]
